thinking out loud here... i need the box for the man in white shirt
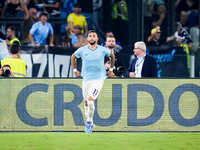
[126,41,157,78]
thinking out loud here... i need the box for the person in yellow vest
[112,0,128,46]
[5,26,20,46]
[112,0,128,21]
[67,3,88,37]
[0,42,27,77]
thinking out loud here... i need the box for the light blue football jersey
[29,21,54,45]
[74,45,111,81]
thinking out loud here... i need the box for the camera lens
[3,68,11,76]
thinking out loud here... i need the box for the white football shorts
[82,80,104,101]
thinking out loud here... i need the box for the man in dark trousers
[126,41,157,78]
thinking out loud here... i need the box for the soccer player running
[71,30,116,134]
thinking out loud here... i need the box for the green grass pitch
[0,132,199,150]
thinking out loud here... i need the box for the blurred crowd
[0,0,199,77]
[0,0,199,50]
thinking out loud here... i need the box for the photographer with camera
[105,36,124,77]
[0,64,15,77]
[0,42,27,77]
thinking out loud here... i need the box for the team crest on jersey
[97,52,101,56]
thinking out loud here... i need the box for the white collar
[137,53,146,59]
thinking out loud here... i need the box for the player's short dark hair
[7,26,16,32]
[10,42,20,54]
[2,64,11,69]
[74,25,83,31]
[107,35,115,38]
[40,12,49,19]
[74,3,81,8]
[106,31,113,34]
[12,41,20,46]
[62,35,70,42]
[88,30,99,37]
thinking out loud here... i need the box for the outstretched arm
[20,0,29,20]
[148,26,160,42]
[43,2,59,8]
[1,1,8,17]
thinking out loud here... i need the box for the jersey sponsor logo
[97,52,101,56]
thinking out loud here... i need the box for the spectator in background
[93,0,103,29]
[1,0,21,17]
[104,36,122,69]
[152,3,168,37]
[112,0,128,46]
[43,0,60,46]
[21,0,39,45]
[101,31,122,52]
[71,25,88,48]
[146,26,175,46]
[25,0,37,10]
[187,3,199,29]
[43,0,60,17]
[126,41,157,78]
[0,42,27,77]
[67,3,88,37]
[5,26,20,45]
[1,0,22,37]
[61,35,71,47]
[29,12,54,47]
[143,0,157,37]
[175,0,194,21]
[78,0,94,30]
[0,0,6,16]
[175,22,192,47]
[190,19,199,52]
[60,0,76,34]
[32,0,44,14]
[144,0,157,19]
[175,22,193,73]
[0,38,10,61]
[179,11,189,33]
[62,0,76,18]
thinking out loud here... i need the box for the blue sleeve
[71,34,79,45]
[101,42,106,47]
[48,23,54,34]
[104,47,111,57]
[116,41,121,46]
[74,48,82,58]
[29,23,37,34]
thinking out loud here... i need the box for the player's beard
[89,40,96,45]
[108,45,114,49]
[76,10,81,14]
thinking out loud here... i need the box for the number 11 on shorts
[93,89,98,96]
